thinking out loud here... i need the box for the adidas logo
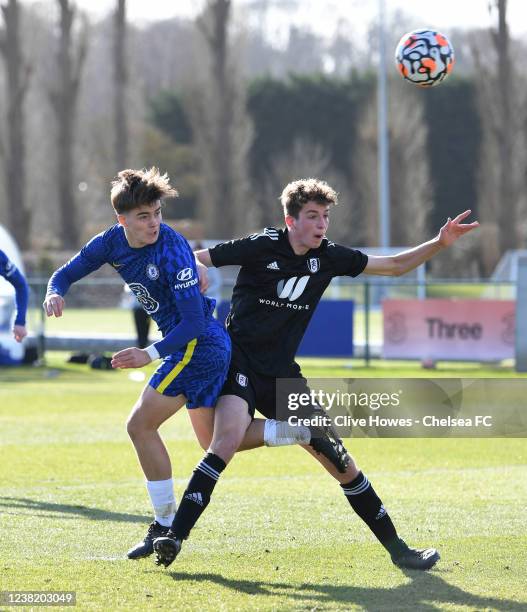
[184,492,204,506]
[250,228,279,241]
[267,261,280,270]
[375,504,387,520]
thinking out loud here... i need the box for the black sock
[170,452,226,541]
[341,471,404,556]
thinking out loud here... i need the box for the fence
[16,276,515,366]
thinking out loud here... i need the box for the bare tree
[470,1,525,273]
[48,0,89,248]
[187,0,253,238]
[257,137,349,238]
[327,18,354,76]
[113,0,128,171]
[351,97,380,247]
[0,0,31,248]
[493,0,518,253]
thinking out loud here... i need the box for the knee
[209,405,250,460]
[126,414,142,441]
[126,409,155,441]
[210,429,243,460]
[340,457,360,482]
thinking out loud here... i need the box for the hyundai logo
[176,267,194,281]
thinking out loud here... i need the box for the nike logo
[112,262,124,268]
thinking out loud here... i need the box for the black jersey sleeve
[326,242,368,277]
[209,230,277,267]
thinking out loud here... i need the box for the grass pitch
[1,357,526,611]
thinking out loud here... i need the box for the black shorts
[219,345,309,419]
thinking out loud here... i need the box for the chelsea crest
[146,263,159,280]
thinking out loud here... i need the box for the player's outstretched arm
[364,210,479,277]
[44,234,109,317]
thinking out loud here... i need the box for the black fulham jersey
[209,227,368,376]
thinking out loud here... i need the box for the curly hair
[110,167,178,214]
[280,178,338,218]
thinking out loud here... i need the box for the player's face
[287,201,330,252]
[119,201,162,248]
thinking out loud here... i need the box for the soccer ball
[395,29,455,87]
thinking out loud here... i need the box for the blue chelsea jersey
[50,224,215,336]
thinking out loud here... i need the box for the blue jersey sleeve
[0,251,29,326]
[164,235,202,301]
[47,233,109,297]
[153,292,206,358]
[10,268,29,326]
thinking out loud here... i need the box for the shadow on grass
[164,568,525,611]
[0,497,149,523]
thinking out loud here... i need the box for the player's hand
[437,210,479,247]
[111,347,151,369]
[13,324,27,343]
[196,259,209,293]
[43,293,65,317]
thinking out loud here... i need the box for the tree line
[0,0,523,276]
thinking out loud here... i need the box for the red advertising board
[383,299,515,360]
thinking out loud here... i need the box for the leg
[190,396,345,464]
[186,349,340,460]
[190,410,308,453]
[301,445,440,570]
[208,394,252,461]
[189,399,265,452]
[187,407,215,451]
[154,395,252,567]
[126,385,186,480]
[302,443,400,550]
[126,386,186,559]
[302,443,359,483]
[237,418,266,450]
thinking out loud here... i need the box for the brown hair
[111,167,178,214]
[280,178,338,218]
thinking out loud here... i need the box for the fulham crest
[308,257,320,273]
[236,373,248,387]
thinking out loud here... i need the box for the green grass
[1,357,526,610]
[33,306,380,344]
[425,284,514,300]
[28,307,161,336]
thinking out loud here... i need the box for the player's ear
[285,214,296,230]
[117,213,127,228]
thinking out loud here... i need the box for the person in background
[0,248,29,343]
